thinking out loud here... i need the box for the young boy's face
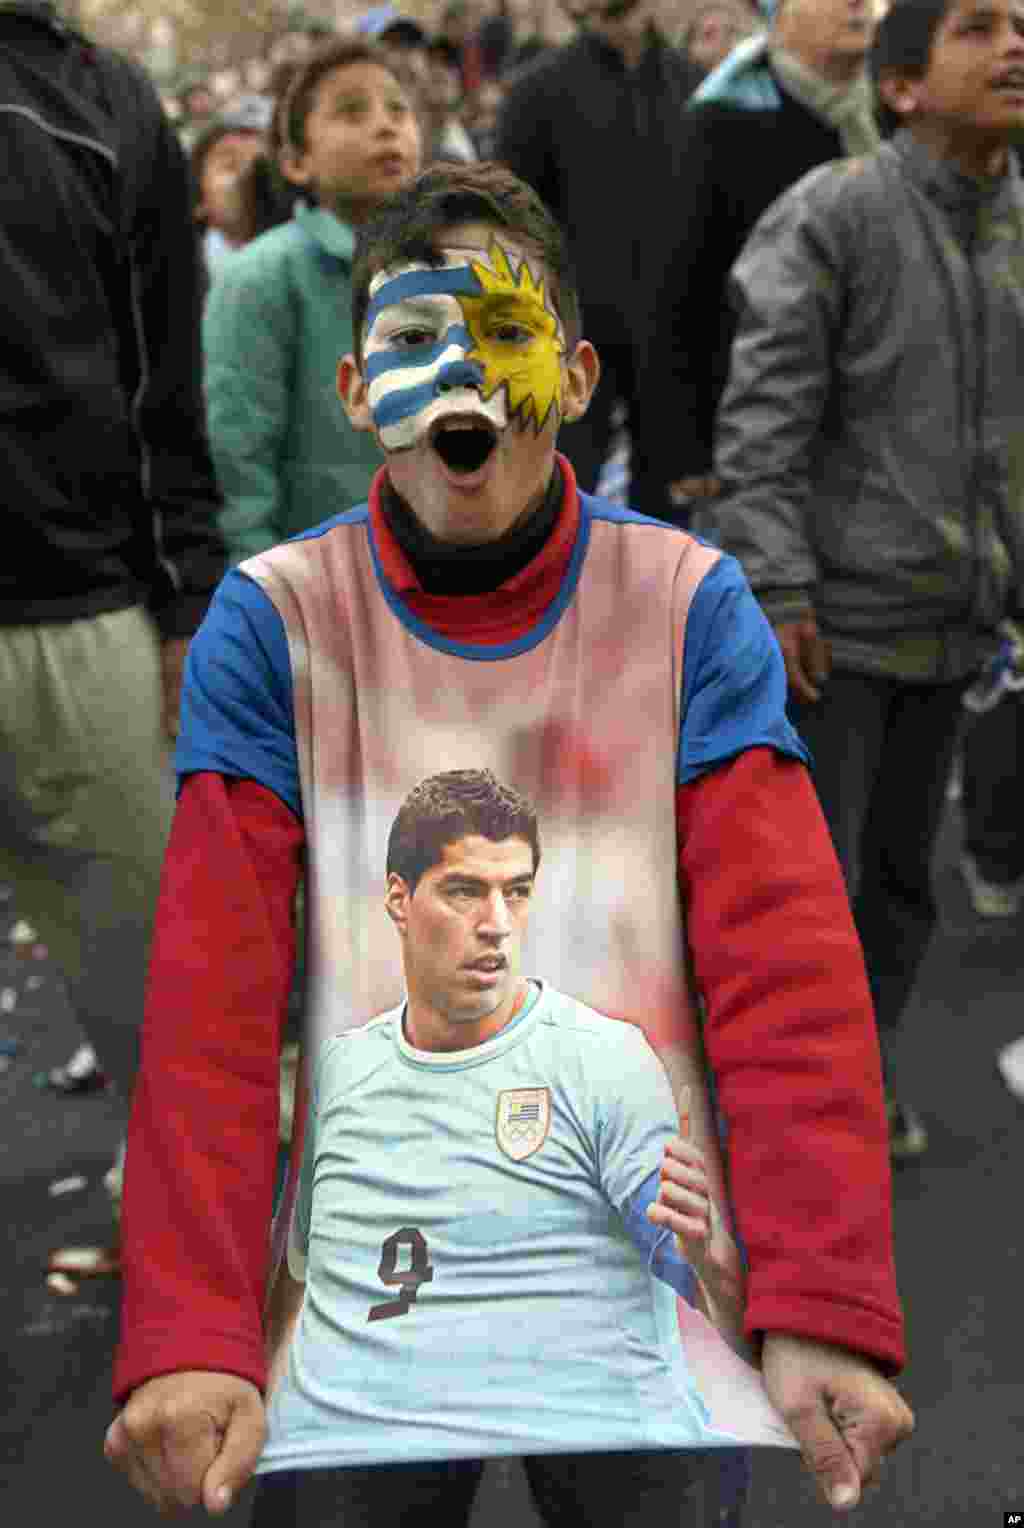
[281,61,421,218]
[339,220,598,544]
[196,130,263,238]
[890,0,1024,141]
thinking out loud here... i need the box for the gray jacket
[709,129,1024,682]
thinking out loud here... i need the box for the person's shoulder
[752,152,886,241]
[503,31,590,94]
[318,1010,400,1086]
[204,218,303,307]
[228,217,303,274]
[540,988,657,1066]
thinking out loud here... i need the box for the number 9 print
[367,1227,434,1322]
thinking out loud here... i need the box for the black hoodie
[0,2,225,637]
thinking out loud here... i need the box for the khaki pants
[0,606,174,1101]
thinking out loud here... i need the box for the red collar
[367,454,581,645]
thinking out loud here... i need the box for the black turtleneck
[381,468,564,596]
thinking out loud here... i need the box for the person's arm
[265,1054,317,1398]
[709,165,851,695]
[105,770,302,1517]
[116,56,227,639]
[594,1027,750,1359]
[493,60,561,222]
[203,245,298,565]
[664,106,738,491]
[674,560,913,1507]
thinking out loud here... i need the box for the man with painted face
[107,164,912,1521]
[494,0,703,524]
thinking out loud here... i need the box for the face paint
[362,236,566,453]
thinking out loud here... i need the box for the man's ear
[278,143,313,189]
[875,70,921,123]
[384,873,411,935]
[561,340,600,426]
[338,354,375,433]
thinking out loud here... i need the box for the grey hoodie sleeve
[709,166,852,626]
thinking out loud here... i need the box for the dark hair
[870,0,953,135]
[190,120,262,222]
[280,36,404,155]
[387,770,541,895]
[350,160,581,365]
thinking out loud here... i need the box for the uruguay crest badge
[495,1087,551,1162]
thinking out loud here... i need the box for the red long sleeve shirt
[113,490,905,1403]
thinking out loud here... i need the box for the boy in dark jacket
[709,0,1024,1158]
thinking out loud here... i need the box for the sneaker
[887,1096,928,1160]
[959,853,1022,918]
[46,1042,108,1094]
[103,1137,126,1220]
[996,1035,1024,1102]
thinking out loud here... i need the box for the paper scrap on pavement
[46,1273,79,1296]
[48,1176,88,1198]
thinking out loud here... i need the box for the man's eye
[491,323,533,344]
[390,328,436,348]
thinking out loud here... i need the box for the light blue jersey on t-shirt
[259,983,743,1472]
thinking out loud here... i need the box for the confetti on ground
[0,1035,18,1056]
[47,1246,120,1277]
[25,976,44,991]
[1,989,17,1012]
[48,1176,88,1198]
[31,945,47,960]
[8,919,37,945]
[46,1273,79,1296]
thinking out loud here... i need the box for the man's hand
[773,614,831,704]
[104,1371,267,1517]
[668,474,721,507]
[761,1333,915,1512]
[646,1086,750,1356]
[160,636,190,745]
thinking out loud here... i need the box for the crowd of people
[2,0,1023,1520]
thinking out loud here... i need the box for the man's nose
[479,892,512,935]
[435,357,485,394]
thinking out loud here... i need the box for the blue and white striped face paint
[362,239,565,452]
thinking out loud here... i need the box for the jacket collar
[890,127,1023,228]
[294,202,357,262]
[581,22,666,75]
[0,0,67,31]
[692,31,780,109]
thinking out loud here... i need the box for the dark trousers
[792,670,966,1070]
[557,335,679,525]
[961,693,1024,883]
[250,1448,739,1527]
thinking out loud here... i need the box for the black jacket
[0,3,225,637]
[495,29,702,344]
[665,81,844,475]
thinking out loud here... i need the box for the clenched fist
[104,1370,266,1517]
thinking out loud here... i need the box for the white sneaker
[103,1137,126,1219]
[959,853,1022,918]
[997,1036,1024,1101]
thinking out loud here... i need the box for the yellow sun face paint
[456,237,566,434]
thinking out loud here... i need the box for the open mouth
[467,956,505,974]
[430,418,499,475]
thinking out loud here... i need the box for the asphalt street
[1,792,1021,1526]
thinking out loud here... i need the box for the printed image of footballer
[260,770,797,1476]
